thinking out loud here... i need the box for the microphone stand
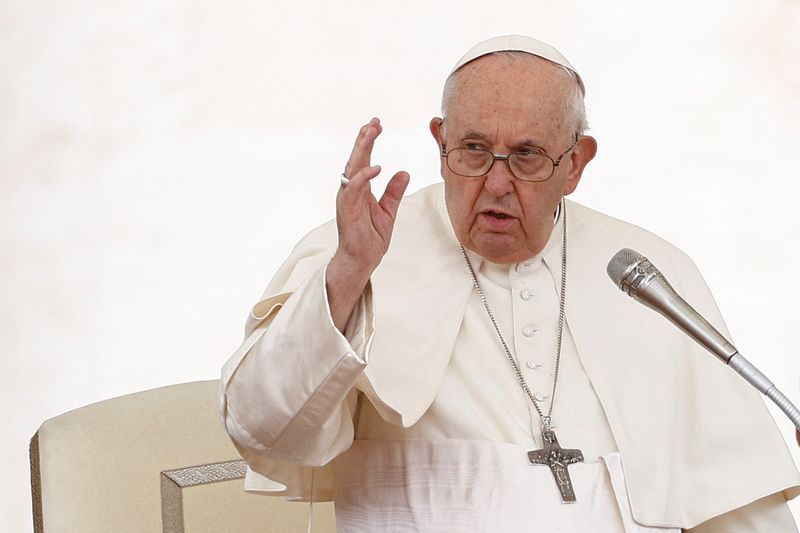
[726,353,800,448]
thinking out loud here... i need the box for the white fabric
[356,211,617,461]
[221,183,800,529]
[333,440,674,533]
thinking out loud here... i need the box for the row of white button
[515,261,547,400]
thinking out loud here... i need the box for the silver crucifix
[528,428,584,503]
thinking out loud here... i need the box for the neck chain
[460,198,567,428]
[460,198,585,503]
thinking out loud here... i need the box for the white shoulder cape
[240,183,799,528]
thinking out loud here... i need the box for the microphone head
[606,248,645,287]
[607,248,738,360]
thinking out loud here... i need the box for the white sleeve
[220,261,374,468]
[686,493,797,533]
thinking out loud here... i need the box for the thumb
[378,171,410,219]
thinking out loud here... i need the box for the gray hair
[441,51,588,135]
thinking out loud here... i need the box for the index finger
[344,117,382,177]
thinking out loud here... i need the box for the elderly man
[221,36,799,531]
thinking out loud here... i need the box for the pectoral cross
[528,428,584,503]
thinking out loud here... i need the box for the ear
[562,135,597,196]
[430,117,444,148]
[430,117,447,177]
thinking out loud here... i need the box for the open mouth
[481,210,516,229]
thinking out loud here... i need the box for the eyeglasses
[441,136,579,182]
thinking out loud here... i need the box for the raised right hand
[327,118,410,331]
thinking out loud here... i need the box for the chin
[469,236,533,264]
[482,251,530,265]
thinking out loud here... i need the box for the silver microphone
[607,248,800,431]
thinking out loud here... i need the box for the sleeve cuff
[321,260,375,365]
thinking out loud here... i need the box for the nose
[483,155,515,197]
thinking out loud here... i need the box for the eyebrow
[459,130,548,149]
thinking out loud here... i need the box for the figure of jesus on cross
[529,429,585,503]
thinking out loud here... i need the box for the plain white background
[2,0,799,529]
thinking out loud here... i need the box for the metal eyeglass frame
[440,135,579,182]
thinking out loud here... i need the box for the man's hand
[327,118,410,332]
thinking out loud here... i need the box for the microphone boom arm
[728,353,800,429]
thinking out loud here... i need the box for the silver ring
[340,173,350,187]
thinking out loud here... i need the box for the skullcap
[449,35,585,95]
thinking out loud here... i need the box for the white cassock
[221,183,800,532]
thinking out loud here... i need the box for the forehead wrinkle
[453,55,567,101]
[452,124,551,151]
[446,59,570,151]
[463,130,549,148]
[455,56,568,100]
